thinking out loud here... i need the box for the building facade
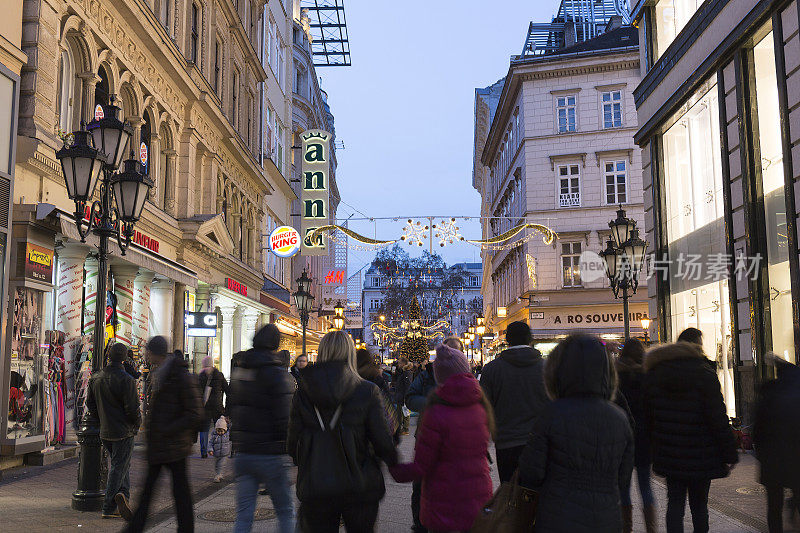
[474,15,648,355]
[1,0,296,457]
[632,0,800,420]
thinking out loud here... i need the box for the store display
[8,286,45,439]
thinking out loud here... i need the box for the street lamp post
[599,207,648,340]
[293,269,314,357]
[56,99,152,511]
[332,300,345,331]
[641,317,652,344]
[475,314,486,366]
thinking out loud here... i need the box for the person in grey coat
[480,321,549,482]
[519,333,633,533]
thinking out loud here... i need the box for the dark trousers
[299,500,379,532]
[496,445,526,484]
[665,477,711,533]
[766,484,800,533]
[101,436,134,514]
[125,459,194,533]
[412,478,427,533]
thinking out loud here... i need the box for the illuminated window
[561,242,582,287]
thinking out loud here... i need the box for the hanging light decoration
[433,218,465,247]
[400,219,429,247]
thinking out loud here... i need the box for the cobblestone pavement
[1,420,796,532]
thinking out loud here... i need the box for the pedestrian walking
[389,343,494,533]
[643,331,738,533]
[198,355,229,458]
[357,348,390,395]
[405,348,438,533]
[479,321,549,483]
[291,353,308,385]
[228,324,296,533]
[125,336,204,533]
[518,333,633,533]
[616,338,657,533]
[753,353,800,533]
[287,330,398,532]
[85,342,141,520]
[393,357,414,435]
[208,416,231,483]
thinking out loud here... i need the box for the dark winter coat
[405,363,436,413]
[287,361,398,503]
[145,355,204,465]
[199,367,229,423]
[228,347,296,455]
[86,362,141,441]
[393,368,413,405]
[616,357,650,466]
[643,342,738,480]
[753,361,800,487]
[519,344,633,533]
[390,373,492,531]
[480,346,549,449]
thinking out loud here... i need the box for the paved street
[0,418,795,532]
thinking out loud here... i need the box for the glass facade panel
[753,31,795,364]
[654,0,704,60]
[662,83,735,415]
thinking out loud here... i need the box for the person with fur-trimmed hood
[518,334,633,533]
[643,329,738,533]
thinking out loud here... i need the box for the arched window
[95,65,110,108]
[57,46,76,133]
[159,124,173,211]
[140,112,151,177]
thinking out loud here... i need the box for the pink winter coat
[389,373,493,531]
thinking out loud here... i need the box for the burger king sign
[269,226,301,258]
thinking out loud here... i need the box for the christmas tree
[398,296,429,364]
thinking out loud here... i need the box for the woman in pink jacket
[389,344,495,533]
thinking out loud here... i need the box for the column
[150,278,175,339]
[241,309,260,351]
[76,256,99,426]
[192,285,212,372]
[164,150,177,216]
[56,246,88,434]
[232,305,244,354]
[173,282,186,358]
[219,304,237,379]
[112,265,139,347]
[132,270,153,350]
[77,72,99,124]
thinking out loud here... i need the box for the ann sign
[300,129,331,256]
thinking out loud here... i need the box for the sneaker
[114,493,133,521]
[213,474,223,483]
[101,511,121,519]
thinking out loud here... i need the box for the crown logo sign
[301,131,329,142]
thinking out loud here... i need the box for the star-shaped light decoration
[433,218,464,247]
[400,219,428,247]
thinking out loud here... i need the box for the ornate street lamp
[641,317,652,343]
[293,269,314,357]
[599,208,647,340]
[332,300,345,331]
[56,98,151,512]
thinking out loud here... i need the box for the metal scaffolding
[520,0,631,56]
[301,0,351,67]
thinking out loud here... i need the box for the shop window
[8,286,46,439]
[604,160,627,205]
[558,164,581,207]
[556,95,577,133]
[562,242,582,287]
[753,30,794,364]
[602,91,623,128]
[653,0,704,61]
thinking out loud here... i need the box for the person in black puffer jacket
[288,330,398,532]
[125,336,203,533]
[643,332,738,533]
[392,357,413,435]
[229,324,296,533]
[198,356,229,458]
[519,334,633,533]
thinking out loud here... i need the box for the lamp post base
[71,413,105,511]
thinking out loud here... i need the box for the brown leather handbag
[470,471,538,533]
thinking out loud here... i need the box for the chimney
[564,21,577,48]
[605,15,623,32]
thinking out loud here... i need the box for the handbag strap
[313,404,343,431]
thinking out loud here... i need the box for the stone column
[127,116,144,160]
[173,282,186,357]
[132,270,153,350]
[112,265,139,347]
[164,149,177,216]
[150,278,175,339]
[77,72,99,124]
[219,305,237,379]
[241,309,260,351]
[56,246,88,433]
[232,305,244,354]
[76,256,99,425]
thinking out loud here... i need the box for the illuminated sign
[94,104,104,121]
[269,226,301,258]
[185,312,218,337]
[81,205,159,253]
[226,278,248,296]
[139,142,148,170]
[24,243,54,281]
[300,129,331,256]
[323,270,345,285]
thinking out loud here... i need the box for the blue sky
[317,0,557,273]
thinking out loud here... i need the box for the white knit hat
[215,417,228,431]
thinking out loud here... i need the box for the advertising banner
[300,129,331,256]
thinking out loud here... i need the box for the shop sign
[186,311,218,337]
[24,243,54,281]
[94,104,104,121]
[323,270,345,285]
[530,311,544,320]
[139,142,148,173]
[81,205,160,253]
[269,225,300,258]
[300,129,331,256]
[530,304,649,330]
[226,278,248,296]
[550,311,649,325]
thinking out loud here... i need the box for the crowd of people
[83,318,800,533]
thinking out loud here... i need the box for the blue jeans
[234,453,295,533]
[199,420,210,456]
[620,462,656,507]
[101,436,134,513]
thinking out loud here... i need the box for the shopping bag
[470,470,537,533]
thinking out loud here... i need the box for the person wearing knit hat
[209,416,231,482]
[198,353,229,459]
[389,342,495,532]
